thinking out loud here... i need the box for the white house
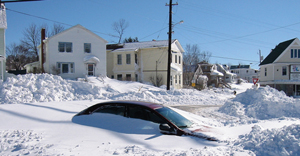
[259,38,300,97]
[27,24,108,79]
[0,4,7,81]
[229,65,259,82]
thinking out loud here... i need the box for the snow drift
[219,86,300,120]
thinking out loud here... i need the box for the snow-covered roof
[110,40,183,53]
[84,55,100,63]
[171,63,182,72]
[211,70,224,76]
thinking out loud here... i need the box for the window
[84,43,91,53]
[135,74,138,81]
[291,49,300,58]
[265,68,267,76]
[128,106,164,123]
[117,74,122,80]
[87,64,94,76]
[58,42,72,52]
[126,54,131,64]
[175,55,177,63]
[282,66,287,76]
[135,54,138,64]
[179,75,181,84]
[117,54,122,65]
[94,105,125,116]
[179,56,181,64]
[57,62,74,74]
[126,74,131,81]
[170,76,173,85]
[175,75,178,84]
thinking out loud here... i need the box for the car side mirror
[159,123,175,135]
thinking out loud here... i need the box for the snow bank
[0,74,234,105]
[219,86,300,120]
[235,124,300,156]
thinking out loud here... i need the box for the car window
[93,104,125,116]
[156,107,193,128]
[128,106,164,124]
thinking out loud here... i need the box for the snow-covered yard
[0,74,299,155]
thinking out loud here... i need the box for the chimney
[41,28,45,73]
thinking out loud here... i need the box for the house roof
[230,65,250,69]
[45,24,108,43]
[109,39,184,53]
[259,38,296,66]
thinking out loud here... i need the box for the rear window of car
[93,104,125,116]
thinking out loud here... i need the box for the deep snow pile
[0,74,234,105]
[235,124,300,156]
[219,86,300,120]
[1,74,300,156]
[218,86,300,156]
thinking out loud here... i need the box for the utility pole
[259,49,263,63]
[166,0,178,90]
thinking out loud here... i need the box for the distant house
[0,4,7,81]
[198,62,224,88]
[106,40,184,89]
[259,38,300,97]
[26,24,108,79]
[230,64,259,82]
[217,64,236,83]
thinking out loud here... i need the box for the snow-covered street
[0,74,299,155]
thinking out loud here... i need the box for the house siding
[107,40,184,89]
[44,25,107,79]
[259,38,300,97]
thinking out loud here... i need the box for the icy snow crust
[0,74,300,156]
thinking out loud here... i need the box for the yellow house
[107,40,184,89]
[259,38,300,97]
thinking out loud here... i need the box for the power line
[6,8,118,38]
[210,55,259,63]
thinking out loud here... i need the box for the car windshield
[156,107,193,128]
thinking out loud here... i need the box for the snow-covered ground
[0,74,299,155]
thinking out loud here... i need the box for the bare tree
[6,43,34,70]
[149,74,163,87]
[183,44,201,85]
[48,23,65,37]
[21,23,40,60]
[124,37,138,43]
[112,19,129,43]
[21,23,65,61]
[200,51,212,63]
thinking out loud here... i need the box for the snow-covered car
[72,100,217,141]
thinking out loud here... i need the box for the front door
[87,64,95,76]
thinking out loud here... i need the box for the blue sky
[4,0,300,70]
